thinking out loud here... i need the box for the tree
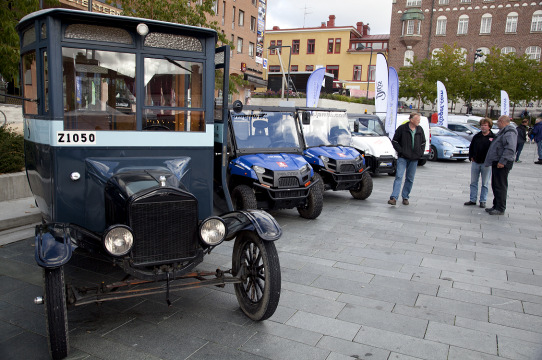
[398,56,433,111]
[0,0,58,82]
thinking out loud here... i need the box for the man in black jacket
[388,113,426,205]
[464,118,495,208]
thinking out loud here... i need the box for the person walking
[388,113,426,206]
[531,118,542,164]
[464,118,495,208]
[515,119,528,162]
[484,115,517,215]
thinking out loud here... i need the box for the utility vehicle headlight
[103,225,134,256]
[355,155,363,162]
[300,164,310,172]
[199,217,227,246]
[319,156,329,163]
[253,165,266,174]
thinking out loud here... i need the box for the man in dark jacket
[515,119,528,162]
[484,115,518,215]
[464,118,495,208]
[532,118,542,164]
[388,113,426,205]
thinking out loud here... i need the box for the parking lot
[1,143,541,360]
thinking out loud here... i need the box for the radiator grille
[129,194,198,266]
[340,164,356,173]
[278,176,300,188]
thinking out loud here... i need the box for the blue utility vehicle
[297,108,373,199]
[223,104,324,219]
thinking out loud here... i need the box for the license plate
[57,131,97,145]
[460,150,467,154]
[380,162,392,167]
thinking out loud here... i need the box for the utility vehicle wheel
[44,267,69,360]
[297,173,324,219]
[232,185,257,210]
[429,146,438,161]
[418,159,427,166]
[232,231,281,321]
[350,172,373,200]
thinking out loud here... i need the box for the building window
[526,46,541,61]
[480,14,492,34]
[222,1,225,25]
[276,40,282,54]
[328,38,334,53]
[269,65,280,72]
[326,65,339,80]
[237,37,243,53]
[232,6,235,29]
[432,48,442,58]
[476,48,490,63]
[239,10,244,26]
[406,20,415,35]
[459,0,471,3]
[270,40,276,54]
[404,50,414,66]
[249,42,254,57]
[506,12,518,33]
[501,46,516,54]
[292,40,300,54]
[231,34,234,57]
[457,15,469,35]
[406,0,421,6]
[436,16,447,35]
[353,65,362,81]
[438,0,449,4]
[306,65,314,71]
[212,0,218,14]
[307,39,315,54]
[368,65,376,82]
[531,11,542,32]
[335,38,341,53]
[250,16,256,32]
[291,65,298,72]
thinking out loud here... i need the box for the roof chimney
[356,22,363,34]
[363,24,370,36]
[327,15,335,27]
[321,22,326,28]
[273,26,280,30]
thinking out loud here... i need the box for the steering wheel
[143,124,171,131]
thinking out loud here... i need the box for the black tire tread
[297,173,324,219]
[44,267,69,360]
[232,184,257,210]
[350,172,373,200]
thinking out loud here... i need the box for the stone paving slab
[0,145,541,359]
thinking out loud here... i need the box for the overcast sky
[265,0,393,35]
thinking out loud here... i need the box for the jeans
[516,142,525,161]
[491,163,511,212]
[538,140,542,161]
[391,157,418,200]
[470,162,491,203]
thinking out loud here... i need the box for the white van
[395,113,431,165]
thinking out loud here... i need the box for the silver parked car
[447,122,481,141]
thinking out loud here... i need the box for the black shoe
[488,209,505,215]
[485,207,494,212]
[402,198,409,205]
[464,201,476,206]
[536,160,542,164]
[479,202,486,208]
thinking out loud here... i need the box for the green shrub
[0,126,24,174]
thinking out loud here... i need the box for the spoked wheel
[231,184,257,210]
[44,267,69,360]
[429,146,438,161]
[349,172,373,200]
[297,173,324,219]
[232,231,281,321]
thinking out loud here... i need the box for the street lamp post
[469,48,484,114]
[357,44,374,100]
[268,45,292,100]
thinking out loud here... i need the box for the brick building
[264,16,390,97]
[388,0,542,70]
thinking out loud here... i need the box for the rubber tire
[44,267,69,360]
[231,184,257,210]
[297,173,324,219]
[429,146,438,161]
[232,231,281,321]
[418,159,427,166]
[349,172,373,200]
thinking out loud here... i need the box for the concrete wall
[250,97,375,114]
[0,172,32,201]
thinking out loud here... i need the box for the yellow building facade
[264,16,389,98]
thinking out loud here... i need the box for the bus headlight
[199,217,227,246]
[103,225,134,256]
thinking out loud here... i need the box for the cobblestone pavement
[1,144,541,360]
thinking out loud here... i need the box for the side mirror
[233,100,243,113]
[354,120,359,133]
[302,112,311,125]
[466,130,472,134]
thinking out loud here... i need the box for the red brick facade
[388,0,542,70]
